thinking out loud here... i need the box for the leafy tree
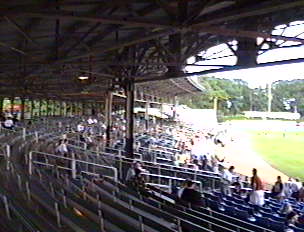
[179,76,255,115]
[180,77,304,117]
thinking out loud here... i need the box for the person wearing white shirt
[3,118,14,129]
[295,179,302,190]
[222,168,234,184]
[77,123,85,132]
[87,117,94,125]
[55,140,69,156]
[220,164,234,196]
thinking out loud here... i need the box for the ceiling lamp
[78,76,89,80]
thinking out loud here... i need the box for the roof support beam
[0,41,27,55]
[58,29,177,62]
[4,10,170,29]
[4,16,40,47]
[192,0,304,27]
[190,26,304,44]
[135,57,304,83]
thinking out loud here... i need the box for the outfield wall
[244,111,300,120]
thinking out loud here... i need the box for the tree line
[179,77,304,116]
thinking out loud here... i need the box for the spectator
[55,139,69,157]
[286,209,298,227]
[291,178,302,200]
[126,161,148,192]
[295,178,302,190]
[126,161,148,182]
[182,158,191,168]
[281,201,293,215]
[12,114,19,125]
[77,122,85,132]
[177,179,190,199]
[219,163,234,196]
[243,176,251,188]
[192,159,200,171]
[271,176,284,200]
[298,214,304,225]
[3,116,14,129]
[228,166,235,175]
[284,178,294,198]
[210,156,219,173]
[231,176,243,194]
[87,117,94,125]
[250,168,265,207]
[85,133,93,149]
[126,162,139,182]
[181,180,204,207]
[298,183,304,202]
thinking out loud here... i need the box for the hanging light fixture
[78,75,89,80]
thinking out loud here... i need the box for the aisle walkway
[216,131,288,185]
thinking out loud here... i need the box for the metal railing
[52,142,221,191]
[28,150,118,181]
[0,117,275,232]
[143,172,203,192]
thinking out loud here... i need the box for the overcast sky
[186,21,304,88]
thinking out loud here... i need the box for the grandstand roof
[1,0,304,99]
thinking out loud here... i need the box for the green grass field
[249,131,304,180]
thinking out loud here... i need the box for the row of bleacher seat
[0,118,183,231]
[36,122,274,231]
[1,117,301,232]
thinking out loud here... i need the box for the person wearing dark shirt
[231,176,243,194]
[181,180,204,207]
[271,176,284,199]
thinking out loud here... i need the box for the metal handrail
[1,119,269,232]
[52,142,221,191]
[69,143,219,178]
[29,150,118,181]
[142,172,203,192]
[27,131,221,192]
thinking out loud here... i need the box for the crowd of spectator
[29,114,304,231]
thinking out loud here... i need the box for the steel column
[38,99,42,117]
[173,96,177,120]
[59,101,63,116]
[52,100,56,116]
[64,101,67,116]
[91,102,95,115]
[160,99,163,127]
[10,97,14,114]
[82,102,86,116]
[105,91,113,147]
[125,80,135,158]
[30,99,34,119]
[0,97,3,114]
[46,100,49,117]
[20,98,25,120]
[71,102,74,116]
[145,99,149,131]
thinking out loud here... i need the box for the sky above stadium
[186,21,304,88]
